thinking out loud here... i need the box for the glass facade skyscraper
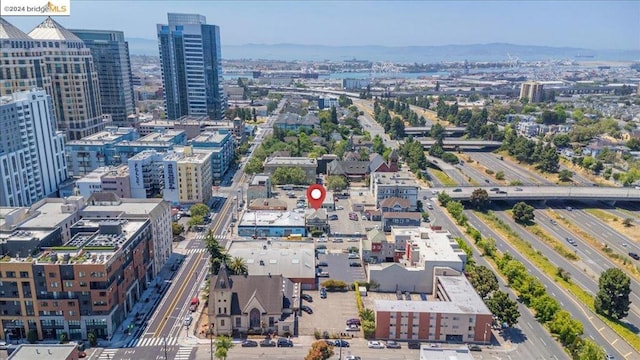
[157,13,226,120]
[70,29,137,128]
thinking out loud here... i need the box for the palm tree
[205,230,228,274]
[215,335,234,360]
[227,256,248,275]
[359,308,375,322]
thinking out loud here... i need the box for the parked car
[301,294,313,302]
[468,344,482,351]
[241,340,258,347]
[344,356,361,360]
[328,214,339,220]
[301,305,313,314]
[490,187,499,191]
[348,253,359,259]
[349,262,362,267]
[259,340,276,347]
[346,318,361,326]
[453,188,462,192]
[316,261,328,267]
[345,324,360,331]
[336,205,344,210]
[277,338,294,347]
[368,341,384,349]
[386,340,401,349]
[0,341,8,350]
[183,315,193,326]
[320,290,327,299]
[408,341,421,349]
[332,238,343,243]
[317,272,330,278]
[334,339,350,347]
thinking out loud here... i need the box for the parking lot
[317,253,366,285]
[297,288,360,337]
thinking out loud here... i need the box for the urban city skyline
[4,1,639,51]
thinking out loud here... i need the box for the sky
[4,0,640,50]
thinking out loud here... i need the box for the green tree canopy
[190,203,210,218]
[531,294,560,323]
[469,188,489,209]
[272,167,307,185]
[215,335,234,360]
[326,175,348,191]
[486,291,520,327]
[558,169,574,182]
[465,265,498,298]
[595,268,631,320]
[172,222,184,236]
[512,202,535,224]
[548,310,583,347]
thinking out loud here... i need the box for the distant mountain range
[127,38,640,63]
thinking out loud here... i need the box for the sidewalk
[103,254,180,348]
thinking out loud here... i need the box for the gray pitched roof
[0,18,32,40]
[368,153,386,172]
[227,274,289,315]
[28,17,83,41]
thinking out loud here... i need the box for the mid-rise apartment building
[76,166,131,199]
[70,29,137,128]
[128,150,166,199]
[519,81,544,103]
[0,90,67,207]
[28,18,107,140]
[191,130,234,183]
[370,172,419,211]
[0,193,172,341]
[163,147,213,204]
[114,130,187,163]
[157,13,226,120]
[66,127,139,176]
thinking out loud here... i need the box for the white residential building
[0,90,67,207]
[163,146,213,205]
[370,172,419,211]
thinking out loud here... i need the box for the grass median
[478,210,640,352]
[429,168,457,186]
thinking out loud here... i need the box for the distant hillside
[126,39,640,63]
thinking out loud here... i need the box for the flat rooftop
[238,210,306,228]
[250,174,270,186]
[374,275,490,315]
[264,157,317,166]
[192,131,230,144]
[228,240,315,278]
[138,130,184,142]
[373,172,418,186]
[8,344,77,360]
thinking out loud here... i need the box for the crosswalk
[97,348,118,360]
[175,345,195,360]
[184,248,207,255]
[133,336,179,347]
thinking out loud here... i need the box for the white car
[336,205,344,210]
[345,324,360,332]
[367,340,384,349]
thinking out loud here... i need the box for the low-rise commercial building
[8,344,80,360]
[367,226,466,293]
[374,275,492,343]
[263,157,318,184]
[228,240,316,289]
[246,174,272,204]
[237,210,306,237]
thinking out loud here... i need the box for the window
[235,318,241,327]
[220,320,225,326]
[19,272,29,278]
[50,282,58,288]
[49,272,56,278]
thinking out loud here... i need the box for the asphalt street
[425,201,568,360]
[464,210,635,359]
[489,206,640,329]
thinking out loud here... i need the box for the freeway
[467,152,548,185]
[489,207,640,331]
[423,199,568,360]
[534,209,640,319]
[418,138,503,150]
[463,210,635,359]
[432,185,640,202]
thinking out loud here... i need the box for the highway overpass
[417,138,503,150]
[405,126,466,136]
[430,186,640,203]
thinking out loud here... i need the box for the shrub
[27,329,38,344]
[321,279,348,291]
[314,330,321,339]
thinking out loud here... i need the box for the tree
[188,215,204,229]
[190,203,210,218]
[27,329,38,344]
[531,294,560,323]
[326,175,348,191]
[512,202,535,224]
[215,335,234,360]
[486,291,520,327]
[88,331,97,346]
[576,339,606,360]
[558,169,574,182]
[227,256,248,275]
[272,167,307,185]
[495,170,505,180]
[205,231,229,274]
[437,191,451,206]
[549,310,583,346]
[372,135,386,155]
[466,265,498,298]
[595,268,631,320]
[469,188,489,209]
[172,222,184,236]
[305,340,334,360]
[360,308,375,322]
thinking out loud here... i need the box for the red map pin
[306,184,327,210]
